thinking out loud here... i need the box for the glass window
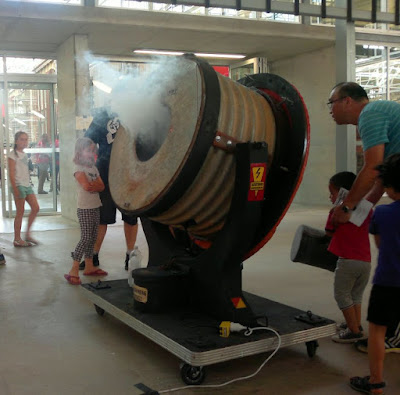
[98,0,150,10]
[231,64,254,81]
[387,0,400,30]
[260,12,299,22]
[4,83,59,213]
[355,43,388,171]
[5,58,56,74]
[97,0,296,22]
[310,0,335,26]
[356,45,387,101]
[7,83,53,145]
[7,0,81,4]
[389,47,400,102]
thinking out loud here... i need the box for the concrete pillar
[270,46,336,206]
[335,3,357,174]
[57,34,91,221]
[301,0,311,25]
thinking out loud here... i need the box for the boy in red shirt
[325,172,372,343]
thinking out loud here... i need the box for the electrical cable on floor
[157,326,282,394]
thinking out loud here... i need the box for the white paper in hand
[334,188,373,227]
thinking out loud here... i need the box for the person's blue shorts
[12,185,34,199]
[99,184,137,226]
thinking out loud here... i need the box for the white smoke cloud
[83,52,193,160]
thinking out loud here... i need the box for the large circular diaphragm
[109,55,309,257]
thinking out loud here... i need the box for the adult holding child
[327,82,400,394]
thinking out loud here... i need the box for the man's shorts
[12,185,34,199]
[99,184,137,226]
[367,284,400,326]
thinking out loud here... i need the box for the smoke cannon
[108,55,310,324]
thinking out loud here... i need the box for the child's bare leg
[354,303,362,328]
[68,260,80,278]
[25,194,39,239]
[14,198,25,241]
[342,305,361,333]
[124,222,138,251]
[368,322,387,392]
[83,257,95,273]
[64,260,81,285]
[83,256,107,276]
[94,224,107,253]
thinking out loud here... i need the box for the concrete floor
[0,205,399,395]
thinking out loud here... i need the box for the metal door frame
[0,72,58,217]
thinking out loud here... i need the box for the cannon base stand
[81,279,336,385]
[81,143,337,385]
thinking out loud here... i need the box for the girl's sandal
[25,237,40,245]
[64,274,81,285]
[350,376,385,395]
[13,239,33,247]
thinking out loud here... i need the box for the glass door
[230,57,268,81]
[1,82,59,216]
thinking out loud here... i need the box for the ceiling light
[92,80,112,94]
[134,50,184,56]
[30,110,45,119]
[134,49,245,59]
[195,52,245,59]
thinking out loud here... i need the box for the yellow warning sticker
[252,166,265,183]
[133,285,148,303]
[248,163,267,201]
[250,181,264,190]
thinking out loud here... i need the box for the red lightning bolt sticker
[248,163,267,201]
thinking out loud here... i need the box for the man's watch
[341,205,352,213]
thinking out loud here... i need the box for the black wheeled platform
[82,279,336,381]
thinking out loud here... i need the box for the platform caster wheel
[306,340,319,358]
[94,304,105,316]
[179,363,205,385]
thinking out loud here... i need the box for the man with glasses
[328,82,400,224]
[327,82,400,392]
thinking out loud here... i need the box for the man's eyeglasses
[326,96,347,110]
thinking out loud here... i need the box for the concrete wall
[57,35,90,221]
[270,46,336,206]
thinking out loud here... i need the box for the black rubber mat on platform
[82,279,334,353]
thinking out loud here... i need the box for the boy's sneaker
[0,253,5,265]
[124,253,129,271]
[354,338,400,354]
[332,328,365,343]
[337,322,364,332]
[337,321,347,330]
[79,254,99,270]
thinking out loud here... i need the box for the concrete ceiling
[0,1,335,64]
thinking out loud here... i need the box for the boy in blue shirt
[350,153,400,395]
